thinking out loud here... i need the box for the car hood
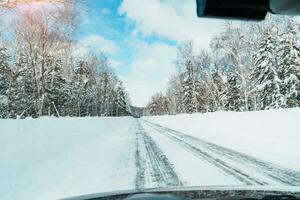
[62,185,300,200]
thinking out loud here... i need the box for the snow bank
[0,117,136,200]
[144,108,300,171]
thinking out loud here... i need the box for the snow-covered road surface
[139,119,300,186]
[1,116,300,200]
[134,120,183,189]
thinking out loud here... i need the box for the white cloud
[74,34,120,56]
[121,41,177,107]
[119,0,225,47]
[118,0,228,106]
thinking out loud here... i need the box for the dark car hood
[62,185,300,200]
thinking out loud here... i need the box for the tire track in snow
[135,128,145,190]
[142,120,263,186]
[142,119,300,186]
[134,119,183,190]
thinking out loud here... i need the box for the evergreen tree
[277,21,300,108]
[181,60,201,113]
[251,27,285,110]
[0,45,10,118]
[44,57,70,116]
[0,45,9,72]
[0,74,8,118]
[0,45,10,94]
[223,72,245,111]
[9,51,37,118]
[115,81,129,116]
[72,60,96,116]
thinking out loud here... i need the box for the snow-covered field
[1,109,300,200]
[144,108,300,171]
[0,117,137,200]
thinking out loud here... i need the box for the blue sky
[76,0,132,74]
[75,0,224,107]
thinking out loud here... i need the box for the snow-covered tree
[97,72,110,116]
[0,73,8,118]
[8,51,37,118]
[251,26,285,110]
[277,21,300,108]
[210,23,251,110]
[0,45,11,118]
[146,93,171,116]
[180,60,201,113]
[0,45,8,69]
[146,17,300,116]
[44,57,71,116]
[222,72,245,111]
[195,50,213,112]
[71,60,96,116]
[0,4,133,119]
[114,81,129,116]
[177,42,203,113]
[209,67,227,111]
[166,75,183,114]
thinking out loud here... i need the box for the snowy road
[1,116,300,200]
[136,119,300,187]
[134,120,183,189]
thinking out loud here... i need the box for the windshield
[0,1,300,200]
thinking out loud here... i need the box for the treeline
[145,16,300,115]
[0,3,131,118]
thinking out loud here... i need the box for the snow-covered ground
[144,108,300,171]
[0,117,137,200]
[1,109,300,200]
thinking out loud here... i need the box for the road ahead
[135,119,300,188]
[2,117,300,200]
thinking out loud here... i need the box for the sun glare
[0,0,68,8]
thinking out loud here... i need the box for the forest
[0,2,300,119]
[145,16,300,115]
[0,2,131,118]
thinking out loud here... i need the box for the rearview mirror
[196,0,300,20]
